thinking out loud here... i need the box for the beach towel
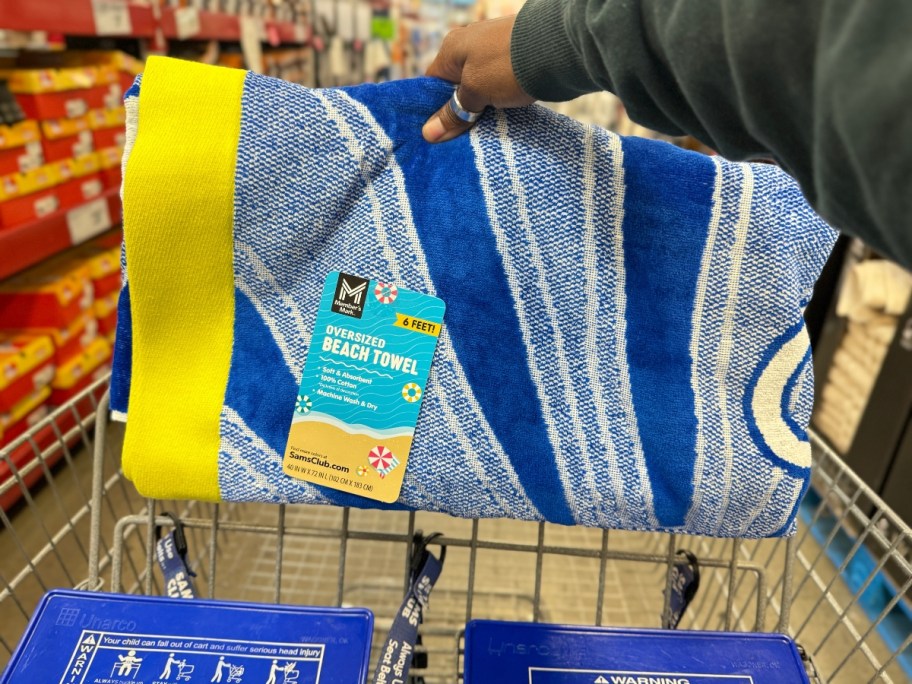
[112,57,837,537]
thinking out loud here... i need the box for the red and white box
[15,85,112,121]
[0,385,51,448]
[0,332,55,413]
[93,291,119,337]
[6,313,99,368]
[0,187,59,229]
[56,154,104,210]
[0,256,94,329]
[97,146,123,191]
[49,336,111,406]
[6,65,121,120]
[0,160,65,230]
[41,129,94,163]
[88,107,126,150]
[0,121,44,176]
[74,241,121,297]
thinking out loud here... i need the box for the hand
[422,15,535,143]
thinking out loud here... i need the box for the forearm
[511,0,912,268]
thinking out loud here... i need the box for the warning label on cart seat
[528,669,753,684]
[462,621,804,684]
[59,631,325,684]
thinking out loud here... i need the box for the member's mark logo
[331,273,369,318]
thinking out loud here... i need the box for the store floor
[0,424,904,682]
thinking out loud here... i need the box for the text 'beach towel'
[113,57,837,537]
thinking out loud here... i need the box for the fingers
[425,28,467,83]
[422,16,531,143]
[423,87,486,143]
[452,83,487,113]
[422,30,484,143]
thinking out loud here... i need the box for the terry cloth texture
[114,56,837,537]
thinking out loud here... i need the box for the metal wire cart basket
[2,376,911,682]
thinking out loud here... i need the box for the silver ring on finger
[449,89,483,123]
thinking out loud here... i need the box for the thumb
[423,28,488,143]
[422,86,486,143]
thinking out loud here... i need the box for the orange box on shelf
[97,146,123,190]
[0,119,43,176]
[0,188,59,230]
[49,336,110,406]
[91,64,121,88]
[41,129,94,163]
[57,172,104,210]
[73,242,121,297]
[15,84,112,121]
[40,116,91,140]
[87,106,126,149]
[27,62,119,93]
[0,332,55,412]
[101,166,121,191]
[93,291,118,336]
[0,161,64,229]
[60,153,101,180]
[55,154,104,210]
[0,161,63,201]
[87,106,125,130]
[0,257,93,329]
[97,146,122,169]
[0,386,51,448]
[92,65,121,91]
[4,66,99,94]
[8,313,99,368]
[0,120,41,150]
[92,127,125,150]
[103,84,124,111]
[62,51,143,91]
[60,51,141,72]
[0,141,44,177]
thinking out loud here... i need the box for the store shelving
[0,2,313,282]
[0,188,122,280]
[160,7,241,41]
[159,8,306,43]
[0,1,309,45]
[0,0,157,37]
[274,17,309,44]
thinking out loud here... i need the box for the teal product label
[283,272,445,502]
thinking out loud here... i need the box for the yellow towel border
[122,57,245,501]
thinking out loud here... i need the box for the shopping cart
[1,376,910,683]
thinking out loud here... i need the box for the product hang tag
[284,272,445,502]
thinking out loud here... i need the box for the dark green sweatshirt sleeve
[511,0,912,269]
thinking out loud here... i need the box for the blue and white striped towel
[113,58,837,537]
